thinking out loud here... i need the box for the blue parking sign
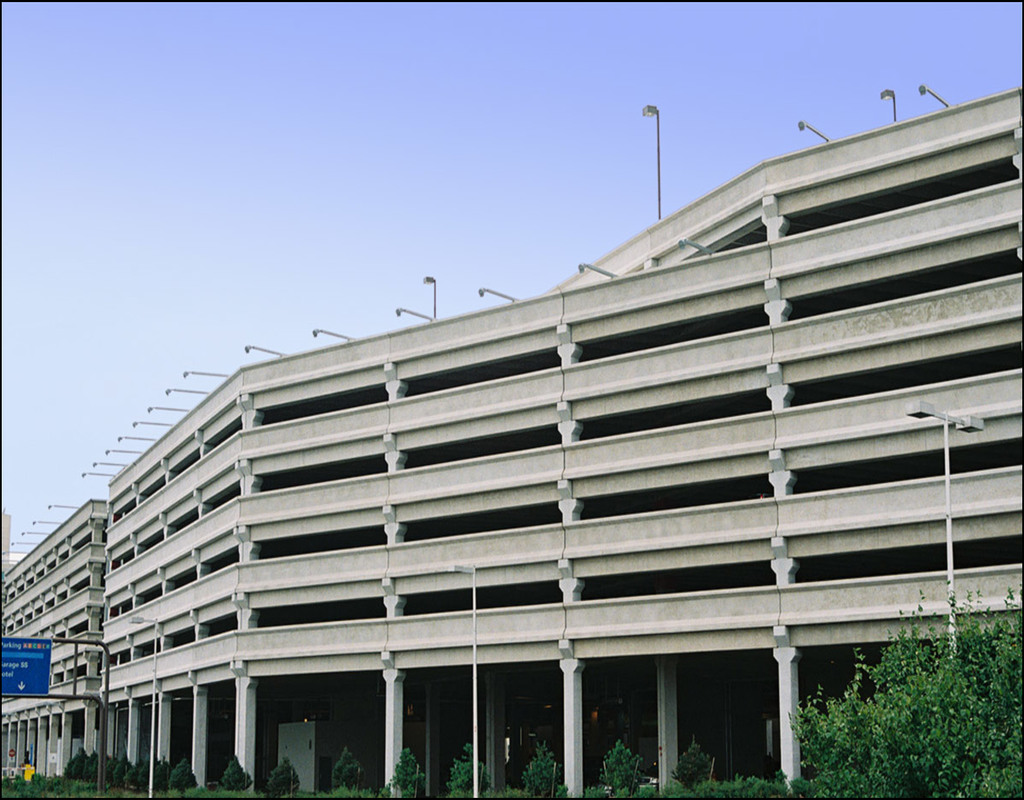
[1,637,52,696]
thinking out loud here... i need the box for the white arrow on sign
[18,682,25,691]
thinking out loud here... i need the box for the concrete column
[383,505,406,546]
[558,559,584,603]
[192,488,211,518]
[126,696,140,762]
[48,711,60,775]
[382,577,406,618]
[235,525,261,563]
[557,401,583,445]
[60,710,71,773]
[773,627,802,781]
[235,460,263,496]
[27,717,37,768]
[384,434,407,473]
[485,672,506,791]
[84,704,97,755]
[36,714,48,774]
[236,394,264,430]
[384,363,408,401]
[762,195,790,242]
[194,429,208,458]
[766,364,794,412]
[560,645,584,797]
[763,279,792,326]
[770,537,800,586]
[233,592,259,631]
[15,717,24,768]
[656,656,679,790]
[232,667,258,780]
[192,685,209,789]
[768,449,796,497]
[558,480,584,524]
[159,691,172,761]
[425,682,441,797]
[382,653,405,789]
[556,324,582,368]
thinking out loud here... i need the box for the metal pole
[149,634,157,799]
[433,282,437,320]
[655,112,661,220]
[472,567,479,800]
[943,418,955,638]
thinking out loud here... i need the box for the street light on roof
[919,84,950,107]
[797,120,829,142]
[880,88,896,122]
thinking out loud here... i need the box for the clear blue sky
[2,2,1021,550]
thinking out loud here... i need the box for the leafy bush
[582,787,609,799]
[169,758,199,792]
[128,759,149,790]
[82,752,98,784]
[265,757,301,797]
[389,748,425,798]
[692,774,789,797]
[673,737,713,789]
[155,758,172,792]
[64,750,85,780]
[332,747,363,789]
[446,742,492,797]
[599,739,642,797]
[219,756,253,791]
[796,593,1022,798]
[522,741,565,798]
[109,754,131,788]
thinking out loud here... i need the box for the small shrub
[265,757,301,797]
[219,756,253,791]
[169,758,199,792]
[64,750,85,780]
[109,755,131,788]
[332,747,363,790]
[583,787,609,799]
[446,742,492,797]
[389,748,425,798]
[673,737,713,789]
[599,740,641,797]
[521,741,565,798]
[154,758,172,792]
[128,759,149,790]
[82,752,99,784]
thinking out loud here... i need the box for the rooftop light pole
[165,388,209,396]
[395,307,434,322]
[48,505,77,511]
[478,287,518,303]
[183,371,228,379]
[919,84,950,108]
[148,406,187,414]
[312,329,353,340]
[93,462,127,469]
[107,449,143,455]
[679,238,713,255]
[905,400,985,639]
[797,120,830,142]
[880,89,897,122]
[133,421,172,428]
[642,105,661,220]
[578,262,616,279]
[118,436,156,443]
[31,521,60,526]
[82,472,115,479]
[424,276,437,319]
[244,345,285,358]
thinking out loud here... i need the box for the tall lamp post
[130,616,160,799]
[449,565,478,798]
[905,401,984,635]
[642,105,661,220]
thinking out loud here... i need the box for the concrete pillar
[126,696,140,762]
[556,324,582,368]
[192,685,209,789]
[558,480,584,524]
[773,627,802,781]
[485,672,506,791]
[656,656,679,790]
[771,537,800,586]
[192,488,211,518]
[384,505,406,546]
[237,394,264,430]
[560,645,584,797]
[766,364,794,412]
[84,704,97,755]
[384,363,408,401]
[425,682,441,797]
[159,691,172,761]
[382,577,406,618]
[557,401,583,445]
[235,460,263,496]
[36,714,48,774]
[233,592,259,631]
[384,434,407,473]
[27,717,37,768]
[762,195,790,242]
[232,667,258,780]
[235,525,260,563]
[47,711,60,775]
[194,429,208,458]
[763,279,792,327]
[558,559,584,603]
[60,710,71,773]
[382,655,405,789]
[15,717,24,767]
[768,449,796,497]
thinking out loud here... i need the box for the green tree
[446,743,491,797]
[522,741,566,797]
[600,739,642,797]
[389,748,425,798]
[672,736,713,789]
[219,755,253,791]
[332,746,363,789]
[168,758,198,792]
[796,593,1022,798]
[265,757,301,797]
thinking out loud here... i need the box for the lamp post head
[312,329,320,337]
[642,105,659,117]
[880,89,895,101]
[797,121,807,131]
[478,288,486,297]
[395,308,403,317]
[423,276,436,285]
[244,345,253,354]
[918,85,928,96]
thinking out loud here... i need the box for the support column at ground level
[425,682,440,797]
[15,717,24,770]
[774,627,802,781]
[36,715,49,775]
[158,691,172,762]
[84,704,97,755]
[656,655,679,790]
[561,650,585,798]
[192,686,209,788]
[233,669,258,781]
[485,672,506,791]
[60,710,71,772]
[126,697,140,763]
[382,655,405,792]
[27,717,38,768]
